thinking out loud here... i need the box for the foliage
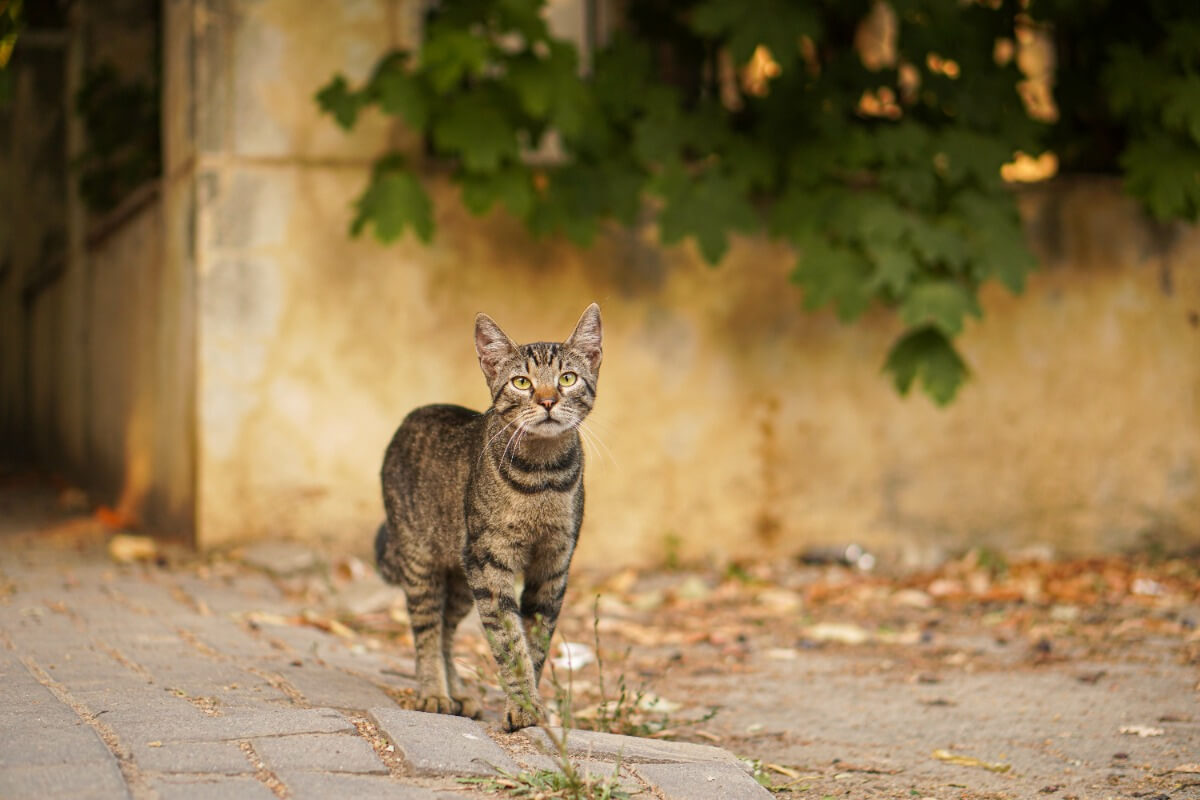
[0,0,21,106]
[317,0,1200,404]
[73,64,161,213]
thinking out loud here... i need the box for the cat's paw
[502,698,546,732]
[416,694,459,715]
[453,694,483,720]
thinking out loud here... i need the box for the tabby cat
[375,304,602,731]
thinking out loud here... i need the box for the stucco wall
[182,0,1200,566]
[9,0,1198,567]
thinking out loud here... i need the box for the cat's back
[384,403,481,470]
[382,404,483,517]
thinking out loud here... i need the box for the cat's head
[474,304,602,439]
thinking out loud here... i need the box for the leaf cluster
[317,0,1198,404]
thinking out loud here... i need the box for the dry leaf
[932,749,1012,773]
[1119,725,1164,737]
[107,534,157,564]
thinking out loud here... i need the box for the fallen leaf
[1119,725,1164,738]
[765,763,802,779]
[932,749,1012,773]
[107,534,157,564]
[803,622,871,645]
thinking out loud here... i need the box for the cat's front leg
[521,540,575,683]
[463,534,546,731]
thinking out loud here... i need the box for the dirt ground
[284,542,1200,799]
[4,471,1199,800]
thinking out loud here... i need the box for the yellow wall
[10,0,1196,567]
[180,0,1200,566]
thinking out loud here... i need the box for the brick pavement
[0,492,768,799]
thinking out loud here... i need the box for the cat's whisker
[501,412,535,465]
[479,414,526,465]
[579,419,620,471]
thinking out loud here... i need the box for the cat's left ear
[475,313,518,382]
[565,303,602,372]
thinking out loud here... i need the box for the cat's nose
[538,397,556,410]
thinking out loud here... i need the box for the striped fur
[377,305,602,731]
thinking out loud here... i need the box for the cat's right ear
[475,313,518,382]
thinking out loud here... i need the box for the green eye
[558,372,578,387]
[511,376,532,390]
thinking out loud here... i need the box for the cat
[375,304,602,731]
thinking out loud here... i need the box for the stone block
[630,760,772,800]
[252,732,386,774]
[128,740,252,774]
[117,707,353,743]
[0,761,130,799]
[521,727,745,767]
[274,663,396,711]
[276,771,442,800]
[150,774,276,800]
[368,707,519,777]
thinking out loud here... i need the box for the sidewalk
[0,481,767,800]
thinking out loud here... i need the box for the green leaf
[460,165,534,219]
[883,327,969,405]
[592,35,653,122]
[866,242,919,294]
[880,164,938,210]
[1121,136,1200,222]
[935,128,1009,189]
[790,238,874,321]
[350,158,433,243]
[1105,44,1172,117]
[874,122,931,166]
[421,25,491,93]
[691,0,820,66]
[906,217,970,271]
[371,60,429,128]
[834,192,914,247]
[899,280,981,337]
[432,93,519,171]
[315,75,363,130]
[657,170,760,264]
[1162,75,1200,146]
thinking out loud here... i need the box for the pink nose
[539,398,556,410]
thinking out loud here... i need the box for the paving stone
[0,665,116,769]
[333,574,402,616]
[274,663,396,710]
[0,761,130,799]
[630,760,772,799]
[277,771,443,799]
[127,739,252,774]
[369,707,520,777]
[238,542,319,576]
[71,685,209,733]
[171,573,290,615]
[118,707,354,742]
[252,732,387,774]
[150,774,277,800]
[521,727,746,767]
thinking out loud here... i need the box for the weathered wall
[179,0,1200,566]
[12,0,1198,566]
[1,3,193,537]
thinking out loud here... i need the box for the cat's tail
[374,522,394,580]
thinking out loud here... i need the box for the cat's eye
[558,372,578,387]
[511,376,532,390]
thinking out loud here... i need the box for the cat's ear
[475,313,518,382]
[565,303,602,372]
